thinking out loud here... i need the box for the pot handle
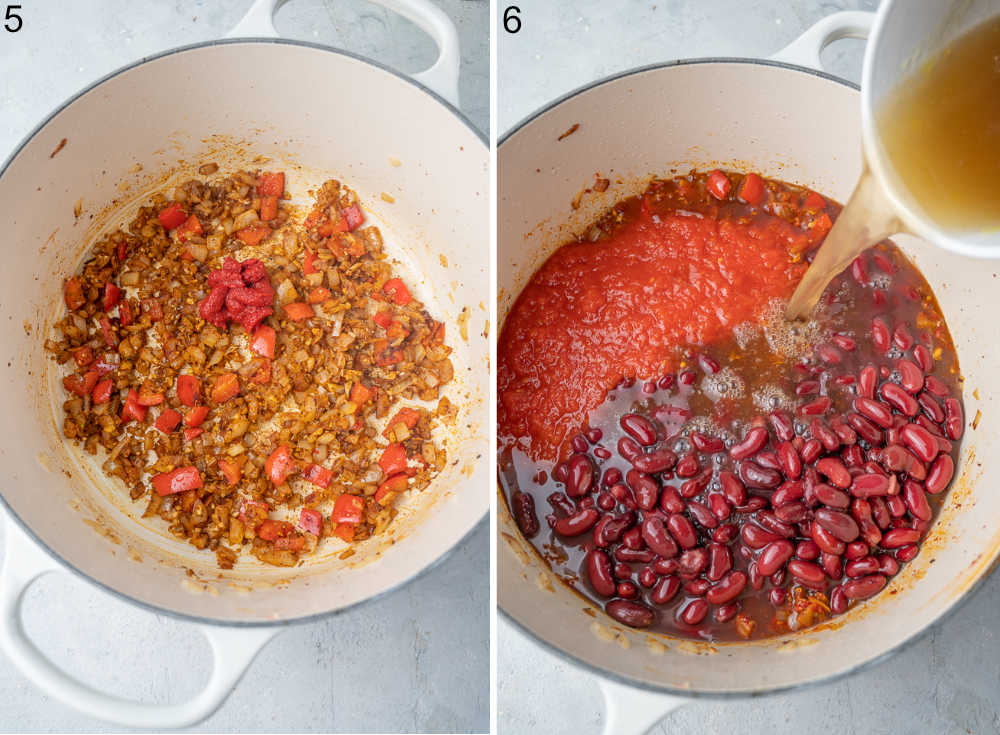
[598,677,686,735]
[0,516,278,728]
[769,10,875,72]
[227,0,461,108]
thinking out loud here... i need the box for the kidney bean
[923,374,949,397]
[815,508,860,542]
[880,382,919,416]
[926,454,955,494]
[638,517,679,563]
[860,518,883,547]
[900,423,939,464]
[679,598,710,625]
[617,581,639,599]
[622,526,643,550]
[676,548,708,576]
[892,323,914,351]
[712,523,738,544]
[620,413,658,446]
[812,483,848,510]
[653,557,678,575]
[595,492,613,511]
[740,460,783,489]
[880,527,921,548]
[944,398,964,440]
[896,359,923,394]
[691,431,724,453]
[912,344,933,373]
[771,481,804,507]
[580,497,597,510]
[816,343,842,365]
[896,544,920,562]
[796,380,820,396]
[638,566,657,588]
[810,419,840,452]
[625,469,659,511]
[656,486,683,515]
[812,519,847,554]
[595,447,612,460]
[795,539,821,561]
[859,364,878,399]
[586,428,603,444]
[512,491,540,538]
[812,458,849,490]
[764,588,785,607]
[846,412,883,444]
[830,416,858,445]
[680,469,713,498]
[845,555,880,578]
[715,601,741,623]
[643,576,679,608]
[737,497,769,513]
[675,452,700,478]
[843,574,887,600]
[730,427,769,460]
[797,439,821,465]
[565,454,595,498]
[571,435,589,453]
[719,471,747,506]
[771,567,787,587]
[700,571,746,606]
[632,447,679,474]
[820,551,843,580]
[666,513,698,549]
[606,599,655,627]
[601,468,622,488]
[747,561,764,590]
[775,441,802,480]
[787,559,827,588]
[881,444,919,476]
[830,585,848,614]
[901,479,932,522]
[757,539,794,576]
[775,502,808,523]
[685,501,716,529]
[833,333,857,351]
[706,543,732,582]
[755,451,782,471]
[618,436,642,462]
[683,578,710,596]
[844,541,869,560]
[756,511,796,538]
[799,396,832,415]
[586,550,617,596]
[766,410,795,442]
[870,496,891,529]
[615,547,654,564]
[854,397,894,428]
[850,473,890,499]
[553,507,600,537]
[741,523,781,549]
[874,554,898,576]
[851,497,872,523]
[708,493,732,521]
[870,317,891,353]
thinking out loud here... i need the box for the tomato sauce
[499,175,831,462]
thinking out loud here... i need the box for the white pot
[499,11,996,735]
[0,0,487,727]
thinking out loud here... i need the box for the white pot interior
[498,61,995,693]
[0,41,488,623]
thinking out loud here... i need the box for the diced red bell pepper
[803,191,826,211]
[154,408,182,433]
[375,474,409,505]
[176,374,201,406]
[250,358,271,384]
[99,316,117,346]
[303,250,319,275]
[737,172,766,206]
[210,372,240,403]
[120,389,147,423]
[350,382,374,405]
[307,287,331,304]
[256,519,293,541]
[116,240,129,263]
[152,466,203,496]
[63,370,99,397]
[175,214,204,243]
[118,299,134,327]
[235,225,271,246]
[183,427,204,440]
[265,444,295,485]
[257,171,285,197]
[373,310,394,329]
[137,385,165,406]
[379,443,408,477]
[302,463,333,489]
[707,169,732,200]
[342,204,364,231]
[218,457,243,486]
[91,378,114,405]
[185,405,209,428]
[274,534,306,551]
[382,278,412,305]
[303,209,323,229]
[283,302,314,321]
[382,407,421,437]
[72,346,95,368]
[250,325,275,359]
[333,523,356,542]
[103,283,121,311]
[298,508,324,536]
[331,494,364,525]
[372,338,403,367]
[260,196,279,222]
[64,278,86,310]
[158,203,188,231]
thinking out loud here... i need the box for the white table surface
[497,1,1000,734]
[0,1,488,732]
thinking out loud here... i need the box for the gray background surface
[497,1,1000,734]
[0,1,488,732]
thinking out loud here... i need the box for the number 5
[5,4,22,32]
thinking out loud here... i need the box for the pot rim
[497,55,994,698]
[0,36,487,628]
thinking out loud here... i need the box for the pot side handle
[0,517,277,728]
[227,0,462,108]
[599,677,686,735]
[769,10,875,72]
